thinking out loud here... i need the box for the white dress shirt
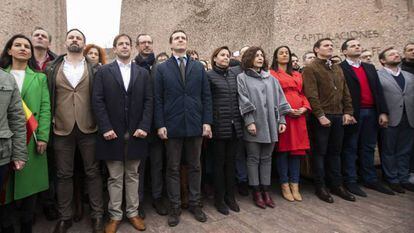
[384,66,401,77]
[117,60,132,90]
[10,70,25,92]
[346,58,361,68]
[63,56,86,88]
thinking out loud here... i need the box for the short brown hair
[32,26,52,43]
[169,30,187,44]
[313,37,332,55]
[378,46,395,65]
[113,33,132,47]
[404,42,414,52]
[241,46,268,71]
[210,46,231,67]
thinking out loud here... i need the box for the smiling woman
[66,0,122,48]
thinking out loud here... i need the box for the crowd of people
[0,26,413,233]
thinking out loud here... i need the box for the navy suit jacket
[154,56,212,138]
[92,61,153,160]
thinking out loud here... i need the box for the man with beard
[377,47,414,193]
[133,33,168,218]
[401,42,414,184]
[45,29,104,233]
[291,53,301,71]
[134,34,155,72]
[93,33,151,233]
[31,27,57,72]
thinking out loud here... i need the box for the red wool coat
[270,69,311,155]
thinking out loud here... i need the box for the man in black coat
[401,42,414,184]
[154,30,212,227]
[340,39,393,196]
[92,34,153,233]
[133,33,168,218]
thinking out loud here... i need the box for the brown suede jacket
[302,58,353,118]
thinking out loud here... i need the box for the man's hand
[378,113,389,128]
[202,124,212,139]
[36,141,47,154]
[103,130,118,140]
[278,124,287,133]
[13,160,26,171]
[343,114,356,125]
[318,116,331,127]
[247,123,257,136]
[133,129,148,138]
[157,127,168,140]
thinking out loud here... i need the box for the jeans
[235,142,248,183]
[276,152,301,184]
[342,108,379,184]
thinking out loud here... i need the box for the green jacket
[3,67,51,203]
[0,68,27,166]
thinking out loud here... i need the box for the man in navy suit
[92,34,153,233]
[154,30,213,227]
[340,39,394,197]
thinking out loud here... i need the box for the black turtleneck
[213,64,228,75]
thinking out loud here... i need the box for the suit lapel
[401,71,408,94]
[166,57,185,88]
[128,63,137,94]
[380,69,403,93]
[109,61,127,93]
[185,58,195,81]
[342,61,359,83]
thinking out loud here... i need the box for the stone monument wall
[0,0,67,54]
[120,0,414,66]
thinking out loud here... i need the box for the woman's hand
[247,123,257,136]
[278,124,287,133]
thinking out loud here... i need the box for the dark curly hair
[241,46,268,71]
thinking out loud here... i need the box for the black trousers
[212,136,240,204]
[310,114,344,188]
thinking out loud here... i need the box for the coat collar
[5,66,36,99]
[245,68,270,79]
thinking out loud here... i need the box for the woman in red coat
[270,46,311,202]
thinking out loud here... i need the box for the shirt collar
[384,66,401,76]
[173,54,187,61]
[346,58,361,68]
[117,59,132,68]
[63,56,86,65]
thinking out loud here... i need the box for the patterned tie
[178,57,186,84]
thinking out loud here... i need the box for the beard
[387,61,401,66]
[67,44,82,53]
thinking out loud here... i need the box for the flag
[22,100,38,144]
